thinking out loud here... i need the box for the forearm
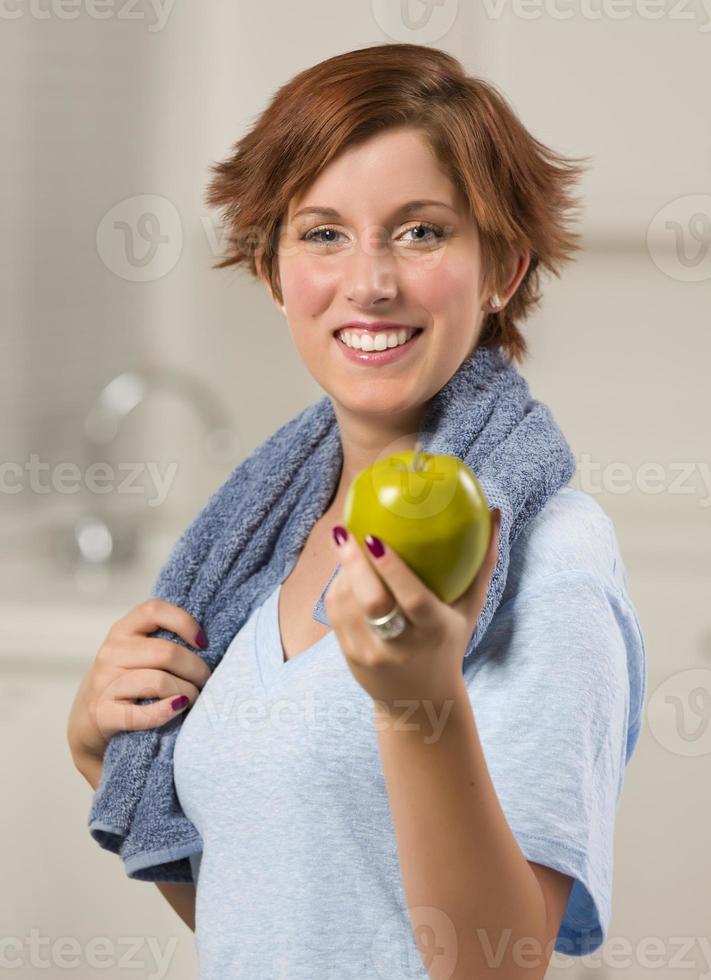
[154,882,196,931]
[72,748,103,791]
[374,678,549,980]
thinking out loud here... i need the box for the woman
[68,43,647,979]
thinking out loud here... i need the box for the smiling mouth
[333,327,424,367]
[334,327,423,352]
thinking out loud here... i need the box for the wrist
[372,673,468,736]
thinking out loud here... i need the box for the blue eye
[401,223,446,243]
[301,223,448,247]
[303,227,342,245]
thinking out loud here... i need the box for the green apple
[342,448,492,604]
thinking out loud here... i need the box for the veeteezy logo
[480,0,711,32]
[0,0,177,32]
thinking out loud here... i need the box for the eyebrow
[292,199,457,220]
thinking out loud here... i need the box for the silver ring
[365,603,408,641]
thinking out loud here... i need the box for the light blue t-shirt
[173,486,647,978]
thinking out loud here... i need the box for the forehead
[287,127,462,219]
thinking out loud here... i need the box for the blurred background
[1,2,709,977]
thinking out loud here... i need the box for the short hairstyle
[205,42,590,365]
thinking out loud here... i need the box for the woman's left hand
[324,508,501,714]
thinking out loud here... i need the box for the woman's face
[269,126,501,420]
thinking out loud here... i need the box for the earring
[489,293,502,311]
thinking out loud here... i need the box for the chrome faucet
[62,364,241,570]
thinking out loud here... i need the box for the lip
[334,327,423,365]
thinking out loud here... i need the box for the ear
[503,250,531,297]
[495,251,532,309]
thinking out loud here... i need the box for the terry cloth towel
[87,345,576,882]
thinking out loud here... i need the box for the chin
[334,387,421,419]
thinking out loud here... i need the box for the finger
[334,525,438,630]
[106,667,200,706]
[332,528,396,622]
[110,598,207,652]
[324,572,375,662]
[103,634,211,690]
[95,689,195,739]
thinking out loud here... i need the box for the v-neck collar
[311,562,341,627]
[256,580,337,692]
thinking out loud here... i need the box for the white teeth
[337,328,414,351]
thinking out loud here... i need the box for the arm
[153,882,196,932]
[72,751,196,932]
[374,678,573,980]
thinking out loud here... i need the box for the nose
[343,227,398,308]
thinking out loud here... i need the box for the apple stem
[413,438,425,473]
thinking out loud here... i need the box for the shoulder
[501,486,623,604]
[477,486,647,766]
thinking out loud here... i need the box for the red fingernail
[195,628,207,649]
[332,525,348,546]
[365,534,385,558]
[172,695,189,711]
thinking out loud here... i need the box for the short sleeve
[463,568,646,957]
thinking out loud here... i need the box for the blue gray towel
[88,345,576,882]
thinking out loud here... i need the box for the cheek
[402,256,479,312]
[279,258,335,313]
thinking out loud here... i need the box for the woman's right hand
[67,598,212,768]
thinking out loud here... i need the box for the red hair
[205,42,590,365]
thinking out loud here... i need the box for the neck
[326,401,428,516]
